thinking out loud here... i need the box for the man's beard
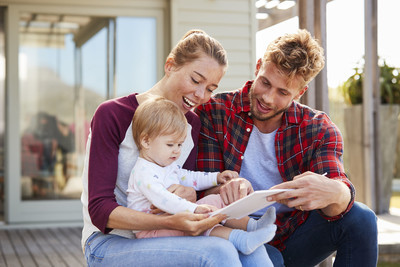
[249,87,289,122]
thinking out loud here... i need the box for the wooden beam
[363,0,378,211]
[314,0,329,113]
[298,0,328,113]
[298,0,316,109]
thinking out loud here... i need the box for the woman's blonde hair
[262,29,325,87]
[132,96,187,150]
[168,29,228,68]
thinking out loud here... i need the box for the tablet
[210,189,292,219]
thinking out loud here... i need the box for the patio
[0,210,399,266]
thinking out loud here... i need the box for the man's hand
[219,178,254,205]
[268,171,351,216]
[150,184,196,214]
[165,212,227,236]
[217,170,239,184]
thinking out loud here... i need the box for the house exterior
[0,0,257,225]
[0,0,386,227]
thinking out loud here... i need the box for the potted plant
[341,61,400,105]
[340,60,400,214]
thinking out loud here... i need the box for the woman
[81,29,273,266]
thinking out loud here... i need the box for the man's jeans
[281,202,378,267]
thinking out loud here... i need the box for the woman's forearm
[107,206,167,231]
[107,206,227,236]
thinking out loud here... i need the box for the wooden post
[298,0,316,109]
[314,0,329,113]
[363,0,378,211]
[298,0,328,113]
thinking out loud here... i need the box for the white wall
[170,0,256,92]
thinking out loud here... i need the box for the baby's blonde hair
[132,96,187,150]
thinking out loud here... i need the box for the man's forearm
[321,179,352,217]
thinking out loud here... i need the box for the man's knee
[344,202,377,234]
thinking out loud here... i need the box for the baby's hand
[194,204,218,214]
[217,170,239,184]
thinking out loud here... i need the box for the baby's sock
[228,226,276,255]
[247,206,276,232]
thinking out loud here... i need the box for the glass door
[5,4,162,223]
[0,7,5,223]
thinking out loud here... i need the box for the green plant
[341,60,400,105]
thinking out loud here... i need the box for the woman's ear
[164,57,176,75]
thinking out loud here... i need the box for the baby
[127,96,276,257]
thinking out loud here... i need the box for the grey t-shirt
[240,126,294,217]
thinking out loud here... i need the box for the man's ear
[296,86,308,100]
[255,58,262,76]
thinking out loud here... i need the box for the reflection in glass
[115,17,156,96]
[19,13,104,200]
[0,7,5,219]
[20,13,82,200]
[18,13,157,201]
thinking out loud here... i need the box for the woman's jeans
[281,201,378,267]
[85,232,282,266]
[85,201,376,267]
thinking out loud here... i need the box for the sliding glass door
[5,4,164,223]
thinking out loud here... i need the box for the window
[19,13,157,200]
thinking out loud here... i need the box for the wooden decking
[0,210,400,266]
[0,227,85,267]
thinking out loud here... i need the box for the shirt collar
[235,81,252,114]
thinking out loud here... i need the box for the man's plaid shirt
[195,81,355,251]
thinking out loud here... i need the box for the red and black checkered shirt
[195,81,355,251]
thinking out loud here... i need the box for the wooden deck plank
[42,228,84,267]
[8,229,36,267]
[0,245,6,267]
[67,227,83,242]
[58,228,83,253]
[49,228,85,265]
[17,229,52,267]
[29,229,67,267]
[0,230,21,267]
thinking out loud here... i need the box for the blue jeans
[85,232,283,266]
[281,202,378,266]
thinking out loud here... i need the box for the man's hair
[262,29,325,87]
[132,96,187,150]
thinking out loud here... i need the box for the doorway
[5,4,164,224]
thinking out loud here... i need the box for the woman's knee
[201,237,241,266]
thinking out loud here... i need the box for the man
[195,29,378,266]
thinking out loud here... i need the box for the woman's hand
[165,212,227,236]
[219,178,254,205]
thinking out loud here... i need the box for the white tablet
[210,189,292,219]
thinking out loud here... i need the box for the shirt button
[246,128,251,132]
[241,155,244,160]
[248,112,251,116]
